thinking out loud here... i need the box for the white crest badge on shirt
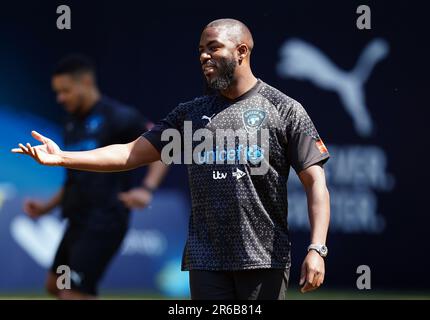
[242,109,266,133]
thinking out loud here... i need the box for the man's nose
[200,51,211,64]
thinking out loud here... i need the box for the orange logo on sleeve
[316,139,328,154]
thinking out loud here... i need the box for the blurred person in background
[23,55,168,299]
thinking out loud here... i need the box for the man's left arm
[118,160,169,209]
[116,109,170,209]
[298,163,330,293]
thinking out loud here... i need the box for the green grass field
[1,288,429,300]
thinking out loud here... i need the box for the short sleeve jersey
[143,80,329,270]
[63,96,152,227]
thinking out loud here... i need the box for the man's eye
[210,47,217,52]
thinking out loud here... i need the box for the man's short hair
[53,54,95,77]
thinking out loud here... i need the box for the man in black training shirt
[22,55,168,299]
[14,20,330,300]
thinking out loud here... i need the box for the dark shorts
[50,222,127,296]
[189,268,290,300]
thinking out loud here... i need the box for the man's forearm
[60,143,134,172]
[305,180,330,244]
[45,187,64,211]
[142,161,169,190]
[59,137,161,172]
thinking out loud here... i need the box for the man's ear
[237,44,249,63]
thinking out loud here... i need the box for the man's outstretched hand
[11,131,63,166]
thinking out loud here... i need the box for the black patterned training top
[143,80,330,271]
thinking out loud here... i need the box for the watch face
[320,246,328,256]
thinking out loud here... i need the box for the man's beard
[205,57,237,92]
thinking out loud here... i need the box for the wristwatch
[307,244,328,258]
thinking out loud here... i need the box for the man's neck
[220,73,258,100]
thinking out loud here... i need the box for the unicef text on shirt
[160,121,270,175]
[197,145,265,164]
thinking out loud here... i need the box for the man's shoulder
[171,95,215,114]
[179,95,215,108]
[258,81,303,111]
[100,96,142,118]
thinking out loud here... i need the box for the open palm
[11,131,63,166]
